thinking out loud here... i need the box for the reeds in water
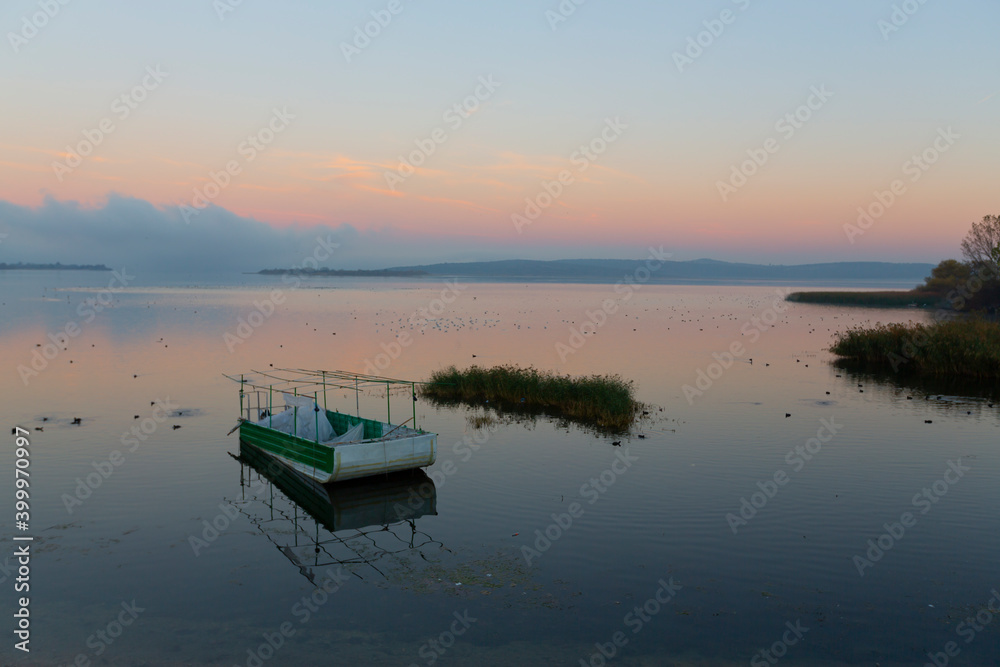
[787,291,931,308]
[421,365,642,433]
[830,319,1000,378]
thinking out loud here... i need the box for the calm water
[1,270,998,666]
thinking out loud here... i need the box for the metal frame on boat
[225,368,438,483]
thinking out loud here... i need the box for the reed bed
[421,365,641,433]
[830,319,1000,378]
[787,291,931,308]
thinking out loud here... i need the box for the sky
[1,0,998,271]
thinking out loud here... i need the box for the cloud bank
[0,195,363,273]
[0,195,682,274]
[0,195,558,273]
[1,195,937,271]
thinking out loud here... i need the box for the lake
[2,270,998,666]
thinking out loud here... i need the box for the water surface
[1,271,998,666]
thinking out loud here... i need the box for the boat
[225,368,438,483]
[234,439,438,531]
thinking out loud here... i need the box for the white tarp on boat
[257,393,334,442]
[324,422,364,445]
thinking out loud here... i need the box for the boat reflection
[231,441,443,585]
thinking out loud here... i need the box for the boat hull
[237,440,438,531]
[239,419,437,483]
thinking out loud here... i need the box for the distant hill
[0,262,111,271]
[257,268,428,277]
[385,258,935,283]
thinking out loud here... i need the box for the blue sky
[1,0,998,269]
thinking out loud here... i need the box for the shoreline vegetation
[823,218,1000,378]
[420,365,643,434]
[786,291,930,308]
[0,262,111,271]
[257,268,429,277]
[789,257,999,312]
[830,319,1000,378]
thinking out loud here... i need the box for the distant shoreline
[252,258,934,284]
[256,268,429,278]
[0,263,111,271]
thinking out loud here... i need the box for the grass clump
[466,413,500,430]
[421,365,641,434]
[830,318,1000,378]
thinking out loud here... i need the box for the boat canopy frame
[224,368,430,434]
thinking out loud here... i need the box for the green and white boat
[226,369,438,483]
